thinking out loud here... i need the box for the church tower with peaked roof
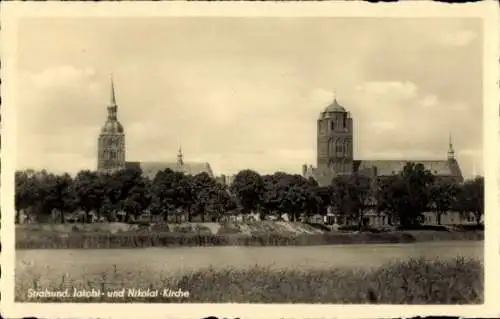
[97,75,126,173]
[317,95,354,175]
[303,93,464,187]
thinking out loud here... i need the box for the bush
[217,223,242,235]
[451,224,484,232]
[338,225,383,233]
[396,224,451,231]
[304,222,331,232]
[130,220,151,226]
[16,223,484,249]
[12,231,429,249]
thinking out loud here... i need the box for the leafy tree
[230,169,264,215]
[15,170,40,223]
[207,183,236,222]
[316,185,333,217]
[178,174,195,222]
[429,179,460,225]
[95,168,150,222]
[54,173,77,223]
[73,170,106,222]
[150,169,189,222]
[18,162,476,229]
[376,162,435,228]
[100,172,123,220]
[305,176,322,217]
[456,176,484,225]
[261,172,318,222]
[123,173,151,221]
[189,173,237,222]
[191,172,217,222]
[118,167,151,221]
[331,173,372,229]
[36,172,76,223]
[23,170,53,221]
[375,176,399,225]
[288,174,319,221]
[100,197,116,222]
[262,172,288,219]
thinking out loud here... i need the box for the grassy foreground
[17,257,482,304]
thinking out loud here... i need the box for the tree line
[15,162,484,227]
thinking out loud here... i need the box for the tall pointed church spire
[107,74,118,121]
[110,73,117,106]
[177,146,184,167]
[98,74,125,173]
[447,133,455,160]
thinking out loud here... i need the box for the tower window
[329,140,335,154]
[336,143,343,154]
[330,121,334,130]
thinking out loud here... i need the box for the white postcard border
[1,1,499,318]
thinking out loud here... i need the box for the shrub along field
[17,257,483,304]
[16,221,484,249]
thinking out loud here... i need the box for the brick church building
[302,96,464,186]
[97,78,213,179]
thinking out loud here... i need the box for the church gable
[128,161,214,180]
[446,158,464,182]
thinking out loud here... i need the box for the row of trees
[15,162,484,227]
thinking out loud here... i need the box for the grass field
[16,257,483,304]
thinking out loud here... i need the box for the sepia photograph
[1,1,499,319]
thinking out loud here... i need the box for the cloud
[439,30,477,47]
[420,95,439,108]
[345,81,482,176]
[310,88,336,106]
[17,71,482,179]
[17,66,104,172]
[356,81,418,101]
[19,66,103,132]
[14,18,482,179]
[370,121,396,131]
[28,65,97,89]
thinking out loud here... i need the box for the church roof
[304,159,462,187]
[125,161,214,180]
[355,159,454,176]
[101,120,124,134]
[324,98,346,113]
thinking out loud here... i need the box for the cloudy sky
[16,17,483,178]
